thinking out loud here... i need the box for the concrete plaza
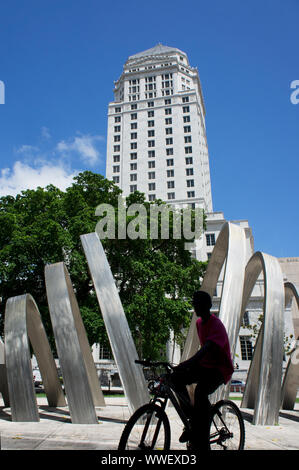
[0,395,298,451]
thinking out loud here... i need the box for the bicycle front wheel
[209,400,245,450]
[118,403,171,451]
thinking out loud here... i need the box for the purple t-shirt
[196,314,234,384]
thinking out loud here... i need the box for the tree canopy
[0,171,207,360]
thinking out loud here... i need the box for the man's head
[192,291,212,318]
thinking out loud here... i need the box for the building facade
[106,44,213,212]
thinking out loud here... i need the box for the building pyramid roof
[127,43,185,61]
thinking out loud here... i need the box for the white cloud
[0,161,78,197]
[41,126,51,140]
[16,144,39,154]
[57,134,103,166]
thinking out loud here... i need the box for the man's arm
[175,340,220,370]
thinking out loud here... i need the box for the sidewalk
[0,396,298,451]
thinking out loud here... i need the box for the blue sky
[0,0,298,258]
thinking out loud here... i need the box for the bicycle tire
[209,400,245,450]
[118,403,171,451]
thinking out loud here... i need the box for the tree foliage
[0,171,207,360]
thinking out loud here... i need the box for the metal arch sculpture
[281,282,299,410]
[240,252,285,425]
[45,262,105,424]
[182,222,247,402]
[0,337,9,406]
[4,294,65,422]
[80,232,150,415]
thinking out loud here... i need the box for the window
[148,110,154,117]
[114,145,120,152]
[114,125,121,132]
[131,113,137,120]
[131,132,137,139]
[130,185,137,192]
[148,140,155,147]
[187,191,195,198]
[165,127,172,135]
[182,96,189,103]
[130,174,137,181]
[185,146,192,154]
[166,138,173,145]
[113,155,120,162]
[130,152,137,160]
[112,176,119,183]
[113,165,120,173]
[149,194,156,201]
[148,120,155,127]
[184,125,191,133]
[131,122,137,129]
[183,106,190,113]
[131,103,137,110]
[165,108,172,115]
[148,101,154,107]
[115,116,121,123]
[148,183,156,191]
[167,192,175,200]
[183,115,190,123]
[167,159,174,166]
[148,161,155,168]
[114,135,120,142]
[242,311,250,327]
[148,171,155,179]
[148,150,155,158]
[166,148,173,155]
[167,181,175,189]
[185,157,193,164]
[187,179,194,187]
[206,233,216,246]
[164,98,172,104]
[186,168,194,176]
[167,169,174,177]
[130,163,137,171]
[165,118,172,125]
[115,107,121,113]
[240,336,253,360]
[131,142,137,149]
[184,136,192,143]
[148,130,155,137]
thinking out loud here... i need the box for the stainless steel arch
[182,222,247,402]
[240,252,285,425]
[4,294,65,422]
[80,232,150,415]
[0,337,9,406]
[281,282,299,410]
[45,262,105,424]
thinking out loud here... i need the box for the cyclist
[170,290,234,452]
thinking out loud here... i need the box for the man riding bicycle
[170,290,234,452]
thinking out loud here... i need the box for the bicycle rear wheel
[118,403,171,451]
[209,400,245,450]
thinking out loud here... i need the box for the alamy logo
[0,81,5,104]
[290,80,299,105]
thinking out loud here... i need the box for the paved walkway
[0,396,298,451]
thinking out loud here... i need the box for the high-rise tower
[106,44,213,212]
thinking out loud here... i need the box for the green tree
[0,172,207,359]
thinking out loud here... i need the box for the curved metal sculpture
[81,232,150,414]
[4,294,65,422]
[240,252,285,425]
[281,282,299,410]
[45,262,105,424]
[182,222,247,402]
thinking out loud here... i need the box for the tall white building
[106,44,213,212]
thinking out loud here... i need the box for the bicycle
[118,360,245,451]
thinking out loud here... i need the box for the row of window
[128,185,195,199]
[113,96,189,115]
[112,156,193,172]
